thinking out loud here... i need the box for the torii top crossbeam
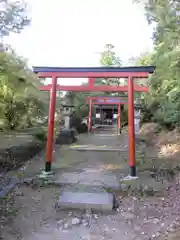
[33,66,155,78]
[34,66,155,92]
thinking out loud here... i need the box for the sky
[6,0,154,85]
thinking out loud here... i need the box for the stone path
[54,127,127,212]
[1,126,177,240]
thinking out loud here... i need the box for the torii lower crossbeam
[40,84,148,92]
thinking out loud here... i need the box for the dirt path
[1,128,180,240]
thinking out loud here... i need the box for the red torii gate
[86,96,128,132]
[33,66,155,177]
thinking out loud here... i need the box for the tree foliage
[97,44,126,90]
[134,0,180,129]
[0,0,30,39]
[100,44,122,66]
[0,2,48,130]
[0,51,48,130]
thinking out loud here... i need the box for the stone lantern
[56,100,77,144]
[62,104,74,130]
[134,99,142,135]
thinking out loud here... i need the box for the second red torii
[86,96,128,132]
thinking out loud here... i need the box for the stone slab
[57,191,114,211]
[69,146,125,152]
[55,170,120,190]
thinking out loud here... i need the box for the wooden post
[45,76,57,172]
[128,77,136,176]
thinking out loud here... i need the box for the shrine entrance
[101,107,113,125]
[33,66,155,177]
[91,105,115,126]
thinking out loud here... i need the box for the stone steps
[57,189,115,211]
[54,169,120,212]
[55,170,120,190]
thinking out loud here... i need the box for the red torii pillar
[128,77,136,176]
[45,76,57,172]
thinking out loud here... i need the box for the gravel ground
[1,128,180,240]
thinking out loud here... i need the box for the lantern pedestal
[56,129,77,144]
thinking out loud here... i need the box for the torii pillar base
[38,170,55,179]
